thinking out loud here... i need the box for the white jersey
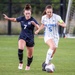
[41,13,63,47]
[41,13,62,39]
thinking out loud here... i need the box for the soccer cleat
[42,61,47,71]
[18,63,23,70]
[25,66,30,70]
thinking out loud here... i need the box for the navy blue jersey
[16,16,39,45]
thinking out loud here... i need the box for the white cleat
[18,63,23,70]
[25,66,30,70]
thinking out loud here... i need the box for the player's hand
[31,21,36,25]
[57,22,60,25]
[3,14,8,19]
[35,30,39,34]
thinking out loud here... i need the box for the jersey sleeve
[16,16,22,22]
[33,18,39,25]
[56,15,63,23]
[41,16,44,24]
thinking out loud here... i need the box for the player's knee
[27,48,33,58]
[18,46,24,50]
[50,46,56,50]
[18,43,25,50]
[28,54,33,58]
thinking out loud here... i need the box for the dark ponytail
[42,5,53,15]
[24,4,32,11]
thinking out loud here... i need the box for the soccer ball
[45,63,55,73]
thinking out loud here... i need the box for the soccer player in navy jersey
[3,4,39,70]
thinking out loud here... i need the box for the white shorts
[44,35,59,47]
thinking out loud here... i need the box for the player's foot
[42,61,47,71]
[25,66,30,70]
[18,63,23,70]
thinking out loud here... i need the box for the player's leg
[18,39,26,69]
[42,39,56,71]
[45,39,56,64]
[25,46,34,70]
[51,37,59,57]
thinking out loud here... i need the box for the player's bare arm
[35,24,44,34]
[57,21,66,28]
[3,14,17,22]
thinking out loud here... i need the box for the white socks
[45,49,53,64]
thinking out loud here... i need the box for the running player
[3,4,39,70]
[35,5,66,71]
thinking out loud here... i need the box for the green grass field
[0,35,75,75]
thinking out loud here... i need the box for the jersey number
[49,27,52,32]
[24,25,27,29]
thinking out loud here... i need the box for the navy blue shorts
[19,35,34,47]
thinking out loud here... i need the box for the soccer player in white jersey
[35,5,66,71]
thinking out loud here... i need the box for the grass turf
[0,35,75,75]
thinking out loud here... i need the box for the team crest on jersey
[53,19,55,22]
[28,22,31,25]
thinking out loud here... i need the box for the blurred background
[0,0,75,37]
